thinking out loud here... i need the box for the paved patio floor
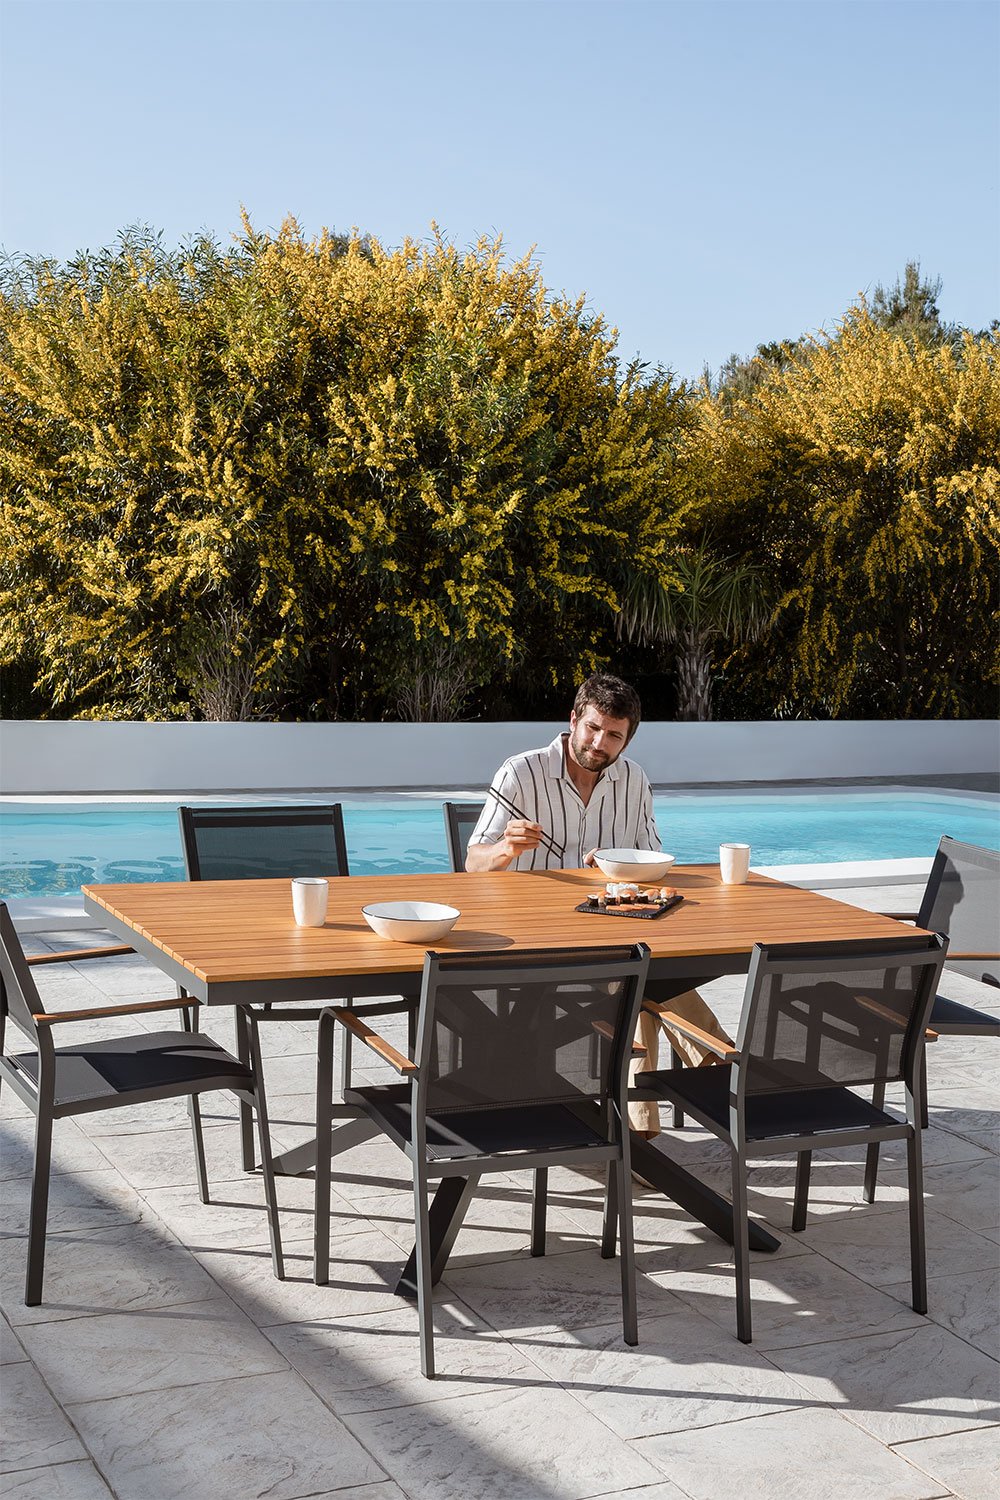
[3,892,998,1500]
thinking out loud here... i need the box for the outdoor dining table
[82,864,921,1286]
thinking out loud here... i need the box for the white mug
[291,877,329,927]
[719,843,751,885]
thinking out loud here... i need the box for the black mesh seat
[0,903,283,1305]
[7,1031,255,1109]
[315,943,651,1379]
[178,803,417,1172]
[634,934,947,1344]
[443,802,485,873]
[929,993,1000,1036]
[636,1063,899,1142]
[344,1083,610,1159]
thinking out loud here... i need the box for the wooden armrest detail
[947,951,1000,961]
[27,945,135,967]
[855,995,939,1042]
[645,1003,738,1059]
[591,1018,645,1056]
[33,997,193,1026]
[331,1007,418,1075]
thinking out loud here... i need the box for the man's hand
[583,848,599,867]
[465,819,544,872]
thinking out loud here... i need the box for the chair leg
[731,1146,752,1344]
[314,1012,335,1285]
[188,1095,210,1203]
[919,1049,929,1131]
[669,1044,685,1128]
[243,1012,284,1281]
[234,1008,257,1172]
[413,1164,436,1379]
[25,1109,54,1306]
[601,1161,618,1259]
[618,1131,638,1346]
[791,1150,811,1232]
[531,1168,548,1257]
[907,1126,928,1315]
[863,1080,886,1203]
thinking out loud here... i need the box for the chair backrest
[917,836,999,986]
[735,935,947,1101]
[412,943,650,1121]
[442,801,485,873]
[178,804,349,882]
[0,903,44,1043]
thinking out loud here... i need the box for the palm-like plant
[619,542,768,721]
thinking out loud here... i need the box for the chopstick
[487,786,565,860]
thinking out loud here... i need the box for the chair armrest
[855,994,939,1042]
[591,1018,645,1056]
[26,944,135,968]
[947,951,1000,961]
[644,1002,739,1060]
[328,1006,418,1075]
[33,997,194,1027]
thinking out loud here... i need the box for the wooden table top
[82,866,919,991]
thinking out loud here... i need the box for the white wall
[2,719,997,794]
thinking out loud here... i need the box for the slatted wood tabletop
[82,866,921,1001]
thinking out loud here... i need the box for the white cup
[291,877,329,927]
[719,843,751,885]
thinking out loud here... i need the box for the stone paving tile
[0,1167,143,1239]
[0,1115,111,1182]
[882,1267,1000,1361]
[0,1360,86,1474]
[342,1384,664,1500]
[195,1230,414,1326]
[0,1460,116,1499]
[0,1221,219,1327]
[68,1369,385,1500]
[141,1170,314,1250]
[513,1307,809,1438]
[797,1205,999,1287]
[632,1405,951,1499]
[444,1245,681,1337]
[18,1295,288,1404]
[648,1247,926,1350]
[898,1425,1000,1500]
[265,1299,543,1412]
[882,1157,1000,1235]
[0,1310,27,1362]
[766,1323,1000,1443]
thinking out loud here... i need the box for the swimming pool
[1,791,997,898]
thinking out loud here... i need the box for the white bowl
[361,901,460,943]
[593,848,677,882]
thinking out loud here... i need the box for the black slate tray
[574,895,684,920]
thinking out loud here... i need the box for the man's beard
[570,732,612,772]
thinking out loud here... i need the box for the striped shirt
[469,733,660,871]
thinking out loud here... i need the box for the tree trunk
[676,634,713,721]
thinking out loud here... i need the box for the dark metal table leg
[395,1174,481,1297]
[628,1132,780,1253]
[272,1111,379,1176]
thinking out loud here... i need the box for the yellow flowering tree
[0,222,686,718]
[691,307,999,717]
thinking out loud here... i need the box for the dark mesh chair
[443,801,485,873]
[633,934,946,1343]
[0,903,283,1303]
[178,804,416,1170]
[315,942,651,1378]
[864,836,1000,1195]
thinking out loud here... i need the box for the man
[466,672,732,1136]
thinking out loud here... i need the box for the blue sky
[1,0,997,379]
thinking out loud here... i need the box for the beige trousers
[628,989,733,1134]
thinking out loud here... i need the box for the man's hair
[573,673,642,739]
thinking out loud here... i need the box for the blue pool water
[1,793,997,899]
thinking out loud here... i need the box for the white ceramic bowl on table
[593,849,677,882]
[361,901,461,943]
